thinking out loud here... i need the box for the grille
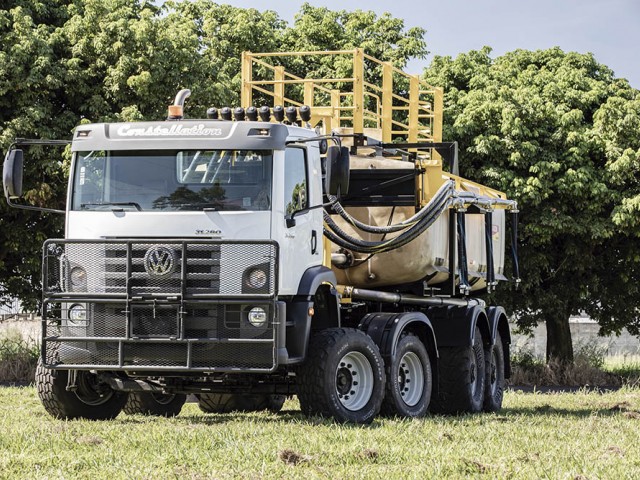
[41,239,278,372]
[43,239,277,298]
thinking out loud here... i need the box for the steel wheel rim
[335,351,374,411]
[398,351,425,407]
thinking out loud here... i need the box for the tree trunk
[546,313,574,363]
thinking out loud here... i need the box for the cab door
[279,145,322,293]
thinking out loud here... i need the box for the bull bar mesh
[41,239,279,372]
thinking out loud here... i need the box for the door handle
[311,230,318,255]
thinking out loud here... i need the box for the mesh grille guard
[41,239,279,372]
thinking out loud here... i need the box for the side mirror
[325,145,350,196]
[3,149,24,200]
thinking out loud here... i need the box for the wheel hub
[397,351,424,407]
[335,351,373,411]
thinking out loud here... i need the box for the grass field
[1,387,640,479]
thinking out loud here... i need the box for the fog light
[247,307,267,327]
[68,304,87,322]
[246,268,267,289]
[70,266,87,286]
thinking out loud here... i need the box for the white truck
[2,50,519,423]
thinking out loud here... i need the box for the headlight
[68,304,87,322]
[245,268,267,289]
[70,266,87,286]
[247,307,267,328]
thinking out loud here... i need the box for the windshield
[71,150,272,211]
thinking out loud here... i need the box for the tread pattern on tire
[380,333,432,418]
[197,393,285,414]
[430,327,485,414]
[36,358,128,420]
[483,331,505,412]
[123,392,187,417]
[296,327,385,424]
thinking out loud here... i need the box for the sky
[214,0,640,88]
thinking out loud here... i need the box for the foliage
[423,48,640,361]
[0,0,425,309]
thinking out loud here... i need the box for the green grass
[2,387,640,479]
[0,328,39,383]
[605,356,640,385]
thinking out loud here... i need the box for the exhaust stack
[167,89,191,120]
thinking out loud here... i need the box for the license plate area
[130,304,179,338]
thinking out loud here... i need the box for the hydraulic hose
[323,178,518,256]
[327,180,456,234]
[323,192,450,254]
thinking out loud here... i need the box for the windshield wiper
[81,202,142,211]
[167,203,242,211]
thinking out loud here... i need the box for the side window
[284,147,308,215]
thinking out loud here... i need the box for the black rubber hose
[323,192,449,250]
[323,195,450,254]
[327,180,455,234]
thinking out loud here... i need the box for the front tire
[123,392,187,417]
[483,331,505,412]
[297,328,385,424]
[431,326,486,414]
[36,358,128,420]
[381,334,432,417]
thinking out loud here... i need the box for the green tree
[423,47,640,361]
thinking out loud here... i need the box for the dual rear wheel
[297,328,435,423]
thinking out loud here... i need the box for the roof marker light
[246,106,258,121]
[258,106,271,122]
[220,107,232,121]
[273,105,284,123]
[233,107,246,121]
[285,106,298,124]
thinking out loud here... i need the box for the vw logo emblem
[144,246,176,276]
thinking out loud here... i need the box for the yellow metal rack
[241,49,443,144]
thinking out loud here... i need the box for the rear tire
[380,334,432,417]
[297,328,385,424]
[431,326,485,414]
[36,358,128,420]
[197,394,285,413]
[123,392,187,417]
[483,331,505,412]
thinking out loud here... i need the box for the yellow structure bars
[240,49,443,144]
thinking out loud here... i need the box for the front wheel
[297,328,385,424]
[36,358,128,420]
[123,392,187,417]
[381,334,432,417]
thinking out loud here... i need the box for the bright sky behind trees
[218,0,640,88]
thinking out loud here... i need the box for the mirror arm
[285,202,331,228]
[6,197,65,215]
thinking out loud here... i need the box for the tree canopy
[0,0,426,309]
[423,47,640,360]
